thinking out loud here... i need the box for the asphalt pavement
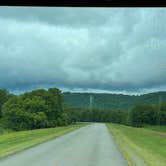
[0,123,128,166]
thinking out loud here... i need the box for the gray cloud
[0,7,166,93]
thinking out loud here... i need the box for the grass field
[0,123,87,158]
[144,125,166,133]
[107,123,166,166]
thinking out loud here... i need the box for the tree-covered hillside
[63,92,166,111]
[0,88,165,130]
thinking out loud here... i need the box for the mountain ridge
[63,91,166,111]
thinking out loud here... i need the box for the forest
[0,88,166,131]
[63,92,166,110]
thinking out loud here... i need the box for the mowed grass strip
[0,123,86,158]
[107,123,166,166]
[144,125,166,133]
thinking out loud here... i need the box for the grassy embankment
[107,123,166,166]
[0,123,87,158]
[144,125,166,133]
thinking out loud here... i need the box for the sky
[0,7,166,94]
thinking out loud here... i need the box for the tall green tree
[2,96,48,130]
[158,103,166,125]
[2,88,66,130]
[0,89,11,118]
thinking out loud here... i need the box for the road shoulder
[106,123,147,166]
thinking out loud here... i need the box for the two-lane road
[0,123,128,166]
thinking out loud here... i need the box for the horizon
[9,87,166,96]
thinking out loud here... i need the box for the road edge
[106,123,147,166]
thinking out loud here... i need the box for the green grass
[107,123,166,166]
[144,125,166,133]
[0,123,87,158]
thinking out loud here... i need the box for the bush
[1,88,70,131]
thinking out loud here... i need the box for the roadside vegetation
[0,88,165,131]
[107,123,166,166]
[144,125,166,132]
[0,88,86,158]
[0,87,165,161]
[0,123,86,158]
[80,102,166,127]
[0,88,81,131]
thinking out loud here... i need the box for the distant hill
[63,91,166,111]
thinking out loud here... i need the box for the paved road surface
[0,123,128,166]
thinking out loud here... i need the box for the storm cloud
[0,7,166,94]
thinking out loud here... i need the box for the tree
[22,88,64,127]
[2,96,49,130]
[129,104,157,127]
[129,105,145,127]
[158,103,166,125]
[0,89,11,118]
[63,104,81,124]
[1,88,75,131]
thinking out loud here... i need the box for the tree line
[79,103,166,127]
[0,88,80,131]
[0,88,166,131]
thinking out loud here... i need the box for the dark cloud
[0,7,166,93]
